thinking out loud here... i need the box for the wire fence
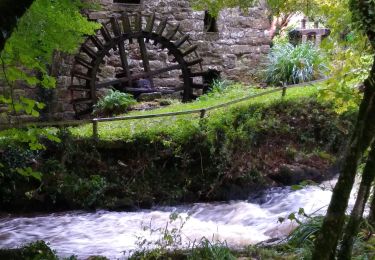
[0,78,329,139]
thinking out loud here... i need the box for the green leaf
[288,213,296,221]
[291,185,303,191]
[16,167,42,181]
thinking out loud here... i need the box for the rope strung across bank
[0,78,329,138]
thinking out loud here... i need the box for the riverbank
[0,84,356,212]
[0,177,373,260]
[0,177,343,259]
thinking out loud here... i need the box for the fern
[94,90,137,116]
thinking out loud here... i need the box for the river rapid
[0,178,357,259]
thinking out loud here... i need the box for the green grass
[71,84,320,142]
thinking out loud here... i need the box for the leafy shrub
[130,212,188,259]
[210,79,232,93]
[0,241,58,260]
[0,144,42,204]
[94,89,136,116]
[59,174,108,208]
[266,42,327,85]
[351,221,375,260]
[198,80,236,102]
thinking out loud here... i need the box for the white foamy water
[0,178,357,259]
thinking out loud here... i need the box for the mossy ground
[71,84,319,141]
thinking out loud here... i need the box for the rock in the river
[270,164,323,185]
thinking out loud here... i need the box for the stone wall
[0,0,271,122]
[89,0,271,82]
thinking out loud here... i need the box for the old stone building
[88,0,271,82]
[1,0,271,121]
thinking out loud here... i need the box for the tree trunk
[312,62,375,260]
[268,14,292,40]
[369,186,375,227]
[337,141,375,260]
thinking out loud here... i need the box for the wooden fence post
[282,82,287,98]
[200,109,206,118]
[92,119,98,140]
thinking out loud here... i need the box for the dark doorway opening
[204,11,218,33]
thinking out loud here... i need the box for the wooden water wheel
[70,12,209,118]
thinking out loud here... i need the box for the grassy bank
[71,84,319,141]
[0,84,356,211]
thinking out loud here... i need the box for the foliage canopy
[0,0,99,118]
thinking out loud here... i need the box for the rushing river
[0,178,357,259]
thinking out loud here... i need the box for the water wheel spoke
[71,98,93,105]
[90,35,104,51]
[75,56,94,69]
[134,12,142,32]
[111,17,132,87]
[69,86,90,91]
[100,23,113,44]
[174,35,189,48]
[81,44,97,60]
[72,71,92,81]
[187,58,203,67]
[110,17,121,36]
[118,44,131,86]
[138,37,155,88]
[165,24,180,40]
[145,13,156,33]
[121,13,133,44]
[182,45,198,57]
[96,64,183,88]
[155,18,168,35]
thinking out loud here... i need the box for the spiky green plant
[266,42,328,85]
[288,216,324,248]
[188,238,236,260]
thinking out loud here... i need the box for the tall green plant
[266,42,327,85]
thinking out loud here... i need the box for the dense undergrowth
[0,84,357,212]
